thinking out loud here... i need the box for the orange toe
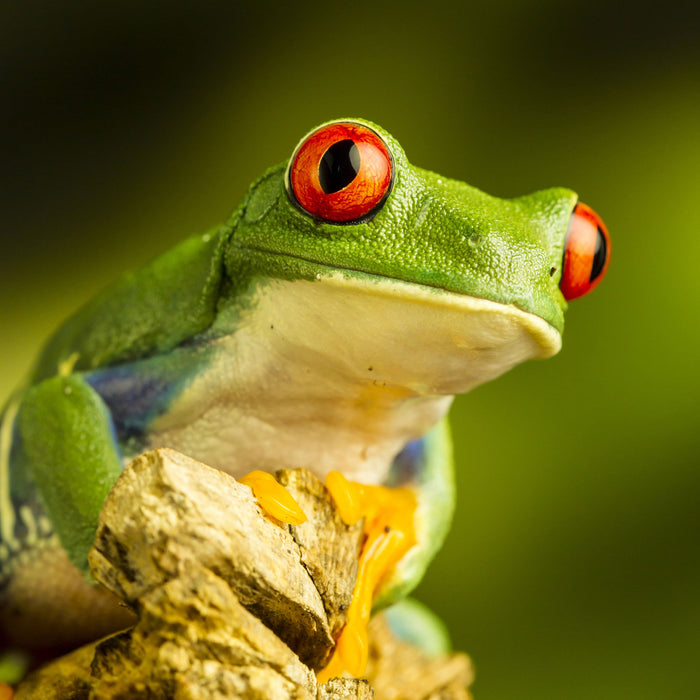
[239,470,307,525]
[319,471,416,681]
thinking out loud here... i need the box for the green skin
[0,118,574,655]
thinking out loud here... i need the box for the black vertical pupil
[318,139,361,194]
[589,227,608,282]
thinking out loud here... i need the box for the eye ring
[286,121,394,224]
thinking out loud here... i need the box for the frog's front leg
[16,374,124,576]
[319,419,455,681]
[0,375,131,652]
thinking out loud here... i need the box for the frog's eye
[287,121,393,223]
[559,202,611,301]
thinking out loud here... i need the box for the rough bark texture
[88,448,344,670]
[14,449,473,699]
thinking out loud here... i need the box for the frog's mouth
[241,256,562,397]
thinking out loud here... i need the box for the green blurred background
[2,1,698,697]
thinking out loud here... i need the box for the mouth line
[240,243,481,301]
[238,244,562,358]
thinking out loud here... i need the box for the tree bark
[14,449,473,699]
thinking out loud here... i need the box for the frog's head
[225,119,610,395]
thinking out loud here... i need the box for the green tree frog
[0,119,610,677]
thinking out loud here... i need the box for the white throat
[148,272,560,484]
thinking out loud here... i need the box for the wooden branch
[14,449,473,699]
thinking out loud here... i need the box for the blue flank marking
[85,365,180,442]
[386,437,427,487]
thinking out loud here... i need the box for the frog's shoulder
[30,223,234,383]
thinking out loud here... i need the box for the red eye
[287,121,393,223]
[560,202,611,301]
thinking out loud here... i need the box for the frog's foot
[238,470,307,525]
[318,471,417,682]
[0,682,13,700]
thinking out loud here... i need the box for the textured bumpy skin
[0,118,577,656]
[229,123,576,333]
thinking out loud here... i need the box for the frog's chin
[244,271,561,397]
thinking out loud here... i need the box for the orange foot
[318,471,417,682]
[239,470,307,525]
[0,682,13,700]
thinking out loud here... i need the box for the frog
[0,118,610,681]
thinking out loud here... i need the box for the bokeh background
[2,1,699,698]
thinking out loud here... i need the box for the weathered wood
[366,615,474,700]
[14,449,473,699]
[88,448,345,669]
[317,679,373,700]
[13,644,93,700]
[89,567,318,699]
[276,468,363,640]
